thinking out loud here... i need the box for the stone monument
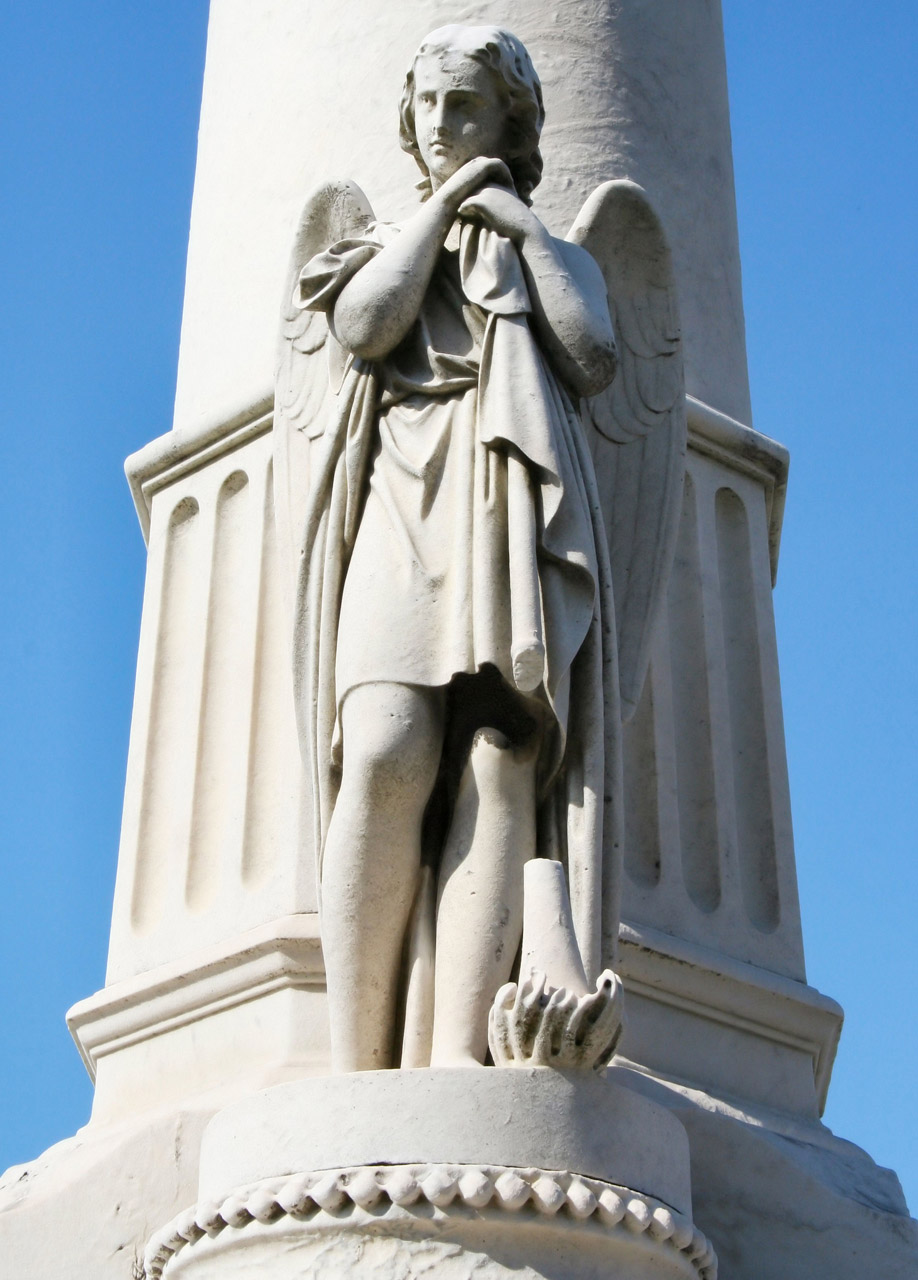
[1,4,915,1279]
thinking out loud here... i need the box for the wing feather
[569,180,687,722]
[273,180,374,612]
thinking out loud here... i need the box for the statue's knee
[347,721,438,801]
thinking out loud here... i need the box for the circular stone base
[197,1066,692,1214]
[144,1070,717,1279]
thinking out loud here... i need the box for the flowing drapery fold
[293,220,622,998]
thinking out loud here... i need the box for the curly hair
[399,25,545,206]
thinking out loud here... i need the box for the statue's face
[412,52,508,189]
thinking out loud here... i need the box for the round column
[171,0,749,444]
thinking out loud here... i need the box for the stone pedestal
[143,1069,715,1280]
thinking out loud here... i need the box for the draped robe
[292,219,622,995]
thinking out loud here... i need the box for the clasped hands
[433,156,542,247]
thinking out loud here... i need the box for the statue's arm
[330,200,451,359]
[521,233,617,397]
[331,157,510,360]
[457,186,617,397]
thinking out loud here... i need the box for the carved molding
[126,403,274,543]
[617,921,843,1112]
[684,395,786,582]
[142,1163,716,1279]
[68,914,323,1081]
[125,395,785,559]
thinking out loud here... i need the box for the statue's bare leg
[321,682,444,1073]
[430,728,538,1067]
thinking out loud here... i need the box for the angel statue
[274,24,685,1074]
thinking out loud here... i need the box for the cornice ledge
[686,395,788,583]
[618,921,843,1111]
[125,391,274,541]
[67,914,322,1081]
[125,393,789,581]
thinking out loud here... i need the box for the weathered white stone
[0,1107,211,1280]
[156,1205,711,1280]
[96,390,811,1118]
[90,10,809,1119]
[490,862,625,1072]
[2,6,915,1280]
[197,1068,690,1213]
[615,922,842,1119]
[107,421,311,986]
[143,1068,714,1280]
[619,1066,918,1280]
[68,914,328,1126]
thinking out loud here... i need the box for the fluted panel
[618,424,804,978]
[715,487,779,932]
[130,496,205,934]
[241,459,301,888]
[667,472,721,913]
[108,423,320,982]
[623,667,661,888]
[185,471,255,913]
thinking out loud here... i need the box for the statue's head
[399,25,545,205]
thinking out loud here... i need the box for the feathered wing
[273,179,374,602]
[568,180,687,723]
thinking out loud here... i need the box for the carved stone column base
[143,1068,716,1279]
[145,1163,715,1279]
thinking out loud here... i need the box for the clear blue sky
[1,0,916,1215]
